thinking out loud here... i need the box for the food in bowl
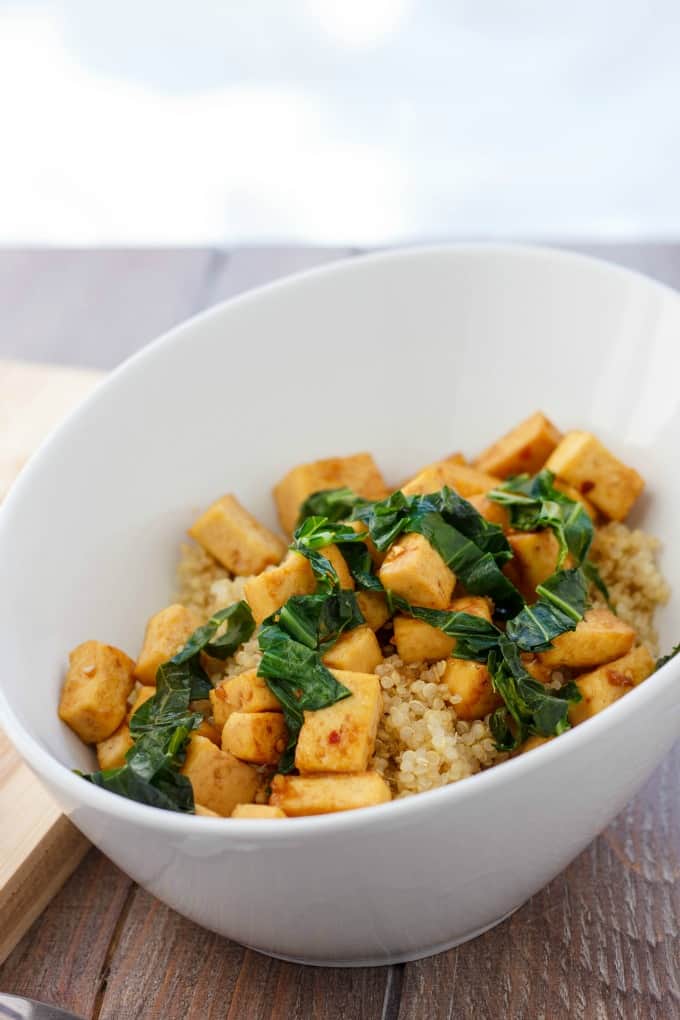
[58,411,674,819]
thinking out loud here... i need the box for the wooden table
[1,246,679,1020]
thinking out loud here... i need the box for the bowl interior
[1,245,679,773]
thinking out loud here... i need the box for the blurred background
[2,0,680,247]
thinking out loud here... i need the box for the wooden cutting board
[0,360,103,963]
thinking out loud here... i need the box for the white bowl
[1,244,679,966]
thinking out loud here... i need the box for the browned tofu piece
[516,734,554,755]
[128,684,156,720]
[180,735,260,816]
[467,493,510,529]
[59,641,136,744]
[357,591,390,631]
[393,614,455,663]
[211,669,281,729]
[134,604,201,686]
[475,412,562,478]
[319,545,354,589]
[505,530,562,602]
[538,608,635,669]
[443,659,502,720]
[379,532,455,609]
[295,670,382,773]
[232,804,287,819]
[270,771,391,816]
[196,719,222,744]
[552,480,597,520]
[188,493,286,575]
[195,803,220,817]
[244,551,316,624]
[222,711,288,765]
[274,452,388,535]
[568,646,655,726]
[402,461,501,498]
[322,626,383,673]
[96,722,133,770]
[546,431,644,521]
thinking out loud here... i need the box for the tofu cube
[538,608,635,669]
[475,411,562,478]
[402,461,500,498]
[188,493,286,575]
[546,431,644,521]
[59,641,135,744]
[195,803,220,817]
[295,670,382,773]
[394,595,492,665]
[322,626,384,673]
[356,591,390,631]
[215,669,282,720]
[379,532,455,609]
[274,452,388,535]
[196,719,222,744]
[552,479,597,520]
[222,711,288,765]
[569,645,655,725]
[96,722,133,770]
[515,734,554,755]
[347,519,384,567]
[231,804,287,819]
[270,771,391,816]
[505,530,562,602]
[443,659,502,720]
[134,604,201,685]
[180,735,260,816]
[128,684,156,720]
[467,493,510,529]
[244,551,316,624]
[319,544,355,589]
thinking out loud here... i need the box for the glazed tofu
[96,722,133,770]
[274,452,388,535]
[516,734,554,755]
[322,626,383,673]
[393,596,492,664]
[552,480,597,520]
[231,804,287,819]
[128,684,156,720]
[180,735,260,816]
[569,645,655,725]
[244,551,315,624]
[443,659,502,720]
[505,531,562,602]
[222,711,288,765]
[538,608,635,669]
[188,493,286,575]
[59,641,135,744]
[475,412,562,478]
[467,493,510,529]
[319,544,354,589]
[295,670,382,773]
[379,532,455,609]
[546,431,644,521]
[212,669,281,725]
[270,771,391,816]
[195,719,222,745]
[402,461,501,498]
[134,604,201,685]
[356,591,390,631]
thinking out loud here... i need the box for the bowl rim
[1,240,679,839]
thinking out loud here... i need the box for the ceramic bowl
[1,245,679,965]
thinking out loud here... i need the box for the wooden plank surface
[0,246,679,1020]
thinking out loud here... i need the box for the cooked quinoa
[175,517,668,799]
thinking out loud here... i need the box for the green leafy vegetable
[488,636,582,751]
[177,601,256,664]
[291,516,367,592]
[337,540,384,591]
[505,568,588,652]
[278,590,365,651]
[582,558,610,603]
[297,487,367,525]
[389,596,502,662]
[656,642,680,670]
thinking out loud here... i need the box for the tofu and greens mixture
[59,412,676,818]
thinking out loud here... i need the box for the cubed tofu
[244,551,316,624]
[222,711,288,765]
[538,608,635,669]
[467,493,510,529]
[134,604,201,686]
[379,532,455,609]
[356,591,390,631]
[402,461,501,499]
[295,670,382,773]
[59,641,135,744]
[214,669,282,720]
[505,530,562,602]
[231,804,287,819]
[475,412,562,478]
[516,734,554,755]
[270,771,391,816]
[568,646,655,726]
[195,803,220,817]
[209,681,234,730]
[546,431,644,521]
[322,626,383,673]
[128,684,156,720]
[552,480,597,521]
[96,722,133,770]
[319,545,355,589]
[196,719,222,744]
[443,659,502,720]
[180,735,260,816]
[274,452,388,535]
[188,493,286,575]
[395,596,492,665]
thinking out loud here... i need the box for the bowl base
[244,902,524,968]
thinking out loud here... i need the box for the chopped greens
[389,596,502,662]
[505,568,588,652]
[337,540,384,591]
[297,487,368,525]
[656,642,680,670]
[488,636,582,751]
[291,516,367,592]
[278,591,365,652]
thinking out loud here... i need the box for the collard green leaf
[278,590,365,652]
[176,601,255,663]
[656,642,680,670]
[505,568,588,652]
[297,487,368,525]
[291,516,367,592]
[337,540,384,592]
[582,558,610,603]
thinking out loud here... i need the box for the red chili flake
[580,480,595,494]
[328,730,341,744]
[606,670,633,688]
